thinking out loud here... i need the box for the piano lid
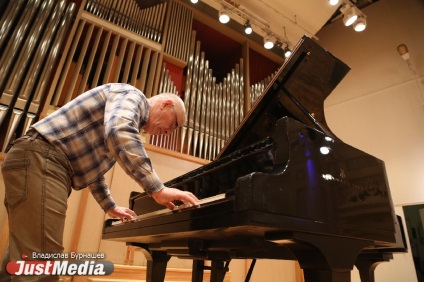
[217,35,350,159]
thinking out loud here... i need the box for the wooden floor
[64,264,231,282]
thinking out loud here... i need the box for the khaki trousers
[1,135,73,281]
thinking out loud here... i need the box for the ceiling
[194,0,380,47]
[135,0,380,49]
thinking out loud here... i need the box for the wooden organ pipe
[78,26,104,95]
[52,19,86,106]
[50,25,162,105]
[145,51,159,98]
[111,37,128,83]
[122,42,136,84]
[138,48,152,94]
[130,45,144,86]
[65,23,95,103]
[92,30,112,87]
[102,34,121,85]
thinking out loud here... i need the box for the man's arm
[104,86,165,195]
[103,85,198,209]
[88,176,136,220]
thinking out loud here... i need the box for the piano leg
[267,232,374,282]
[192,260,205,282]
[210,260,228,282]
[355,252,394,282]
[191,259,229,282]
[303,269,352,282]
[138,248,170,282]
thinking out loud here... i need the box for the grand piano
[102,36,407,282]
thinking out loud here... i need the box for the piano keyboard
[111,193,227,226]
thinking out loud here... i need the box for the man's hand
[107,206,137,221]
[152,187,198,210]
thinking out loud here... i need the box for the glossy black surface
[102,36,404,282]
[217,35,350,158]
[104,117,396,244]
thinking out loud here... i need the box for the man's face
[144,101,179,135]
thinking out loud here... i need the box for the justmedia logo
[6,260,114,276]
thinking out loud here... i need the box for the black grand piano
[103,36,407,282]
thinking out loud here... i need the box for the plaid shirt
[32,83,164,211]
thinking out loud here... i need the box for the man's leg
[2,138,72,282]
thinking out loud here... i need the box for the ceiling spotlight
[219,10,230,24]
[329,0,340,5]
[244,20,252,34]
[190,0,199,3]
[263,36,274,49]
[353,16,367,32]
[341,4,359,26]
[284,46,292,58]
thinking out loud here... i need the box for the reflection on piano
[102,36,407,282]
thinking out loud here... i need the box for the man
[1,83,198,281]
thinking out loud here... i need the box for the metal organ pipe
[0,0,76,151]
[0,0,263,160]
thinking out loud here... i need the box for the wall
[316,0,424,281]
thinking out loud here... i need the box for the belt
[25,130,50,144]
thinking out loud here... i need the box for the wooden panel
[71,263,231,281]
[0,153,8,265]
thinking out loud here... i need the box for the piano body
[103,36,407,282]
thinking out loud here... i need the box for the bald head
[144,93,186,135]
[155,93,186,126]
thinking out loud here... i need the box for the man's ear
[160,99,173,109]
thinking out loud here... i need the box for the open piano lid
[217,35,350,159]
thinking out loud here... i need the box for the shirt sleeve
[88,176,116,212]
[103,84,165,195]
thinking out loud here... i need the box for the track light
[284,45,292,58]
[338,1,368,31]
[341,4,359,26]
[353,16,367,32]
[244,20,252,34]
[219,10,230,24]
[263,36,274,49]
[329,0,340,5]
[343,7,358,26]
